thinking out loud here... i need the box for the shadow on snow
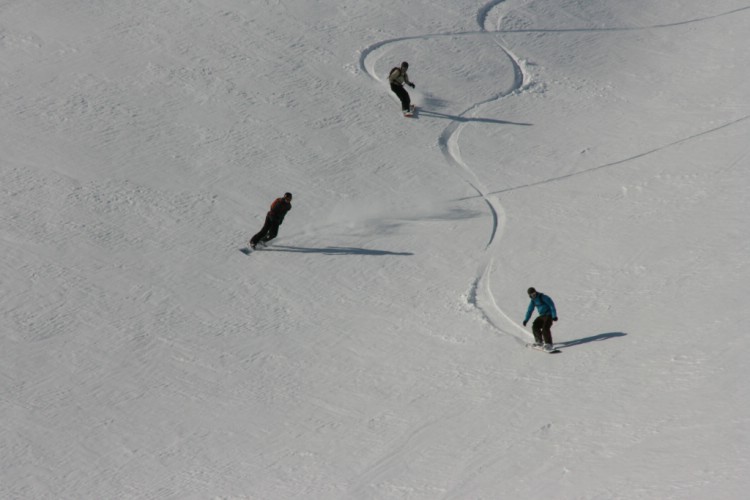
[265,245,414,256]
[557,332,627,349]
[418,108,532,127]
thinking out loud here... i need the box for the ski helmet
[284,192,293,200]
[527,287,537,296]
[401,61,409,69]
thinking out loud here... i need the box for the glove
[408,82,415,89]
[522,320,528,327]
[553,317,558,322]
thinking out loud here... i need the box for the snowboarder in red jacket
[250,192,292,249]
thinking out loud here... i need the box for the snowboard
[240,241,267,254]
[526,343,561,354]
[403,105,416,117]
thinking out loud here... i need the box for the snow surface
[2,0,750,498]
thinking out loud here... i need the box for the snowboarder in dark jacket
[523,287,558,350]
[388,61,415,114]
[250,192,292,249]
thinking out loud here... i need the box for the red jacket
[268,197,292,222]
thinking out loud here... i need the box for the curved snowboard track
[358,1,750,345]
[358,0,535,344]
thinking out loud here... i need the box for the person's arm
[543,295,558,319]
[523,301,535,325]
[403,72,414,88]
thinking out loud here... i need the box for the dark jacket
[268,197,292,223]
[388,67,412,87]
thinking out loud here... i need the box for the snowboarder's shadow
[418,109,532,126]
[265,245,414,256]
[557,332,627,349]
[417,95,532,126]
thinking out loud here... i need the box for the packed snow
[2,0,749,498]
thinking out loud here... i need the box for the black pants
[532,315,554,344]
[390,83,411,111]
[250,214,281,245]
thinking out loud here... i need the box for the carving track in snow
[358,1,531,343]
[358,2,750,344]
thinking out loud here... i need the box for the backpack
[388,67,401,80]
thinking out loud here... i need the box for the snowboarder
[388,61,415,115]
[523,287,558,351]
[249,192,292,249]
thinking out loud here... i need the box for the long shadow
[418,109,532,126]
[265,245,414,256]
[557,332,627,349]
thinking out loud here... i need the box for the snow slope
[2,0,749,498]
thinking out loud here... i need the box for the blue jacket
[524,293,557,323]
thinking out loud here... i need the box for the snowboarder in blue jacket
[523,287,558,350]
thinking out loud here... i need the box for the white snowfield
[2,0,749,498]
